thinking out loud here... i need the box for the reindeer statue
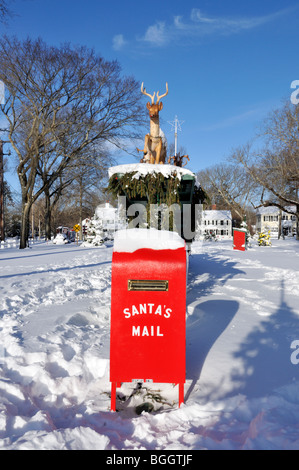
[137,82,168,164]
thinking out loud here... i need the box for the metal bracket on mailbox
[128,279,169,291]
[132,379,153,383]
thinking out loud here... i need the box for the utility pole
[0,140,11,242]
[168,115,184,156]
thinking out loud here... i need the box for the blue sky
[2,0,299,191]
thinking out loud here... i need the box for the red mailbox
[110,229,187,411]
[233,228,246,251]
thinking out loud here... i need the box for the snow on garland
[106,166,206,208]
[106,170,181,207]
[105,164,206,237]
[106,171,182,231]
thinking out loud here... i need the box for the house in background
[199,209,232,238]
[95,202,118,232]
[256,206,297,237]
[94,202,126,233]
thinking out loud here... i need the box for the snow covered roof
[82,218,91,225]
[203,210,232,220]
[256,205,297,215]
[256,206,280,215]
[113,228,185,253]
[95,203,117,217]
[108,163,196,180]
[284,205,297,213]
[97,202,115,209]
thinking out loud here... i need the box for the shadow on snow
[229,278,299,400]
[185,251,242,402]
[185,250,299,403]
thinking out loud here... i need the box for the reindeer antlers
[156,83,168,103]
[141,82,155,104]
[141,82,168,104]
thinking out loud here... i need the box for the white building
[199,209,232,238]
[95,203,118,231]
[94,202,126,233]
[256,206,297,237]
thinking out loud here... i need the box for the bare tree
[231,101,299,239]
[54,144,111,237]
[0,36,144,248]
[35,141,111,239]
[0,0,13,24]
[198,162,258,220]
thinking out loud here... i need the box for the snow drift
[0,236,299,450]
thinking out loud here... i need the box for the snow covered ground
[0,236,298,450]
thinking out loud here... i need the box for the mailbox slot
[128,279,169,291]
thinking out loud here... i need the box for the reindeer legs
[137,134,151,163]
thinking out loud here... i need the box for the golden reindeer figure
[137,82,168,164]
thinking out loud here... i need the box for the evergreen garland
[106,171,181,206]
[106,170,207,235]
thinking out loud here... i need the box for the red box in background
[110,229,187,411]
[233,228,246,251]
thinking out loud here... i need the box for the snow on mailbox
[110,228,187,411]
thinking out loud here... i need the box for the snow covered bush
[240,219,251,247]
[258,230,272,246]
[82,217,105,247]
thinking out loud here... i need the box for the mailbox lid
[110,243,186,384]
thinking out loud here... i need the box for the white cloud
[112,34,127,51]
[190,9,216,24]
[173,16,185,29]
[138,6,297,48]
[143,21,167,46]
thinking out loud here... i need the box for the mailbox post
[110,228,187,412]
